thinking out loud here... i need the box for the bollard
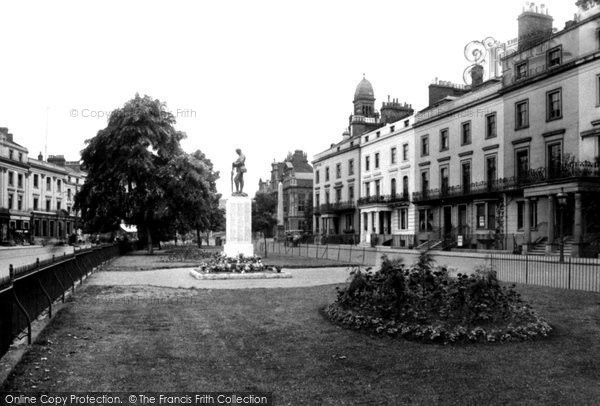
[36,258,40,268]
[9,264,14,279]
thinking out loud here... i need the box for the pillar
[374,212,380,234]
[573,193,583,257]
[546,195,555,253]
[523,198,531,254]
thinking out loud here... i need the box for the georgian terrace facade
[312,134,361,244]
[359,116,416,248]
[500,7,600,256]
[412,81,505,250]
[0,128,85,244]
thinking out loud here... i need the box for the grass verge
[1,281,599,404]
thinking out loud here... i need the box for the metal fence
[254,240,600,293]
[254,240,381,265]
[0,242,134,359]
[490,253,600,292]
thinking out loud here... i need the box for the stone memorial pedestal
[224,195,254,258]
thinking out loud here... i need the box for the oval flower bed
[322,252,552,344]
[196,253,279,273]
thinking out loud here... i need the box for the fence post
[362,246,366,266]
[37,278,52,318]
[568,256,572,290]
[349,244,353,263]
[12,290,31,345]
[54,270,66,303]
[525,255,529,285]
[337,245,341,261]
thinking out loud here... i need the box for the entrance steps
[527,237,573,256]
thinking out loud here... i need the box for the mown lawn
[105,250,352,271]
[1,281,599,405]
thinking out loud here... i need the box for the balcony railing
[413,161,600,203]
[357,193,409,206]
[314,200,356,213]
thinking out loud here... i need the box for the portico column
[573,193,583,257]
[546,195,555,253]
[523,198,531,254]
[374,211,380,234]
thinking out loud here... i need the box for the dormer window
[18,152,22,162]
[390,125,395,133]
[547,46,562,68]
[365,136,369,142]
[9,150,13,160]
[515,61,528,80]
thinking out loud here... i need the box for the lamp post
[556,188,568,263]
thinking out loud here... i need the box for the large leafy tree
[76,94,192,253]
[169,150,224,246]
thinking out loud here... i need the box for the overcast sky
[0,0,575,196]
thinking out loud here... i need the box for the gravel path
[87,266,354,289]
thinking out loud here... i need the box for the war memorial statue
[231,148,246,196]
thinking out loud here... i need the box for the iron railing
[412,161,600,203]
[357,193,409,206]
[315,200,356,213]
[0,242,137,359]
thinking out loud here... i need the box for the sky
[0,0,576,197]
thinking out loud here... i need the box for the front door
[458,205,467,234]
[443,206,452,236]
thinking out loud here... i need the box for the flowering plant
[197,253,267,273]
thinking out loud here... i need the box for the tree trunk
[196,228,202,248]
[146,224,153,255]
[264,234,267,258]
[205,232,210,246]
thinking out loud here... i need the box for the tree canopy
[252,191,277,238]
[75,94,222,253]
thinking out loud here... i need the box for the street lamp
[556,188,568,263]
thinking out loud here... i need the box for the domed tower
[353,75,376,117]
[349,75,381,137]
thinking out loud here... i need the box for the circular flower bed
[322,252,552,344]
[197,253,278,273]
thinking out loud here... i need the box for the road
[0,245,77,279]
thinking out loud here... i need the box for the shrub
[197,253,268,273]
[324,251,552,344]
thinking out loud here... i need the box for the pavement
[0,245,77,278]
[86,266,354,289]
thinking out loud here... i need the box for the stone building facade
[0,128,86,244]
[312,76,414,244]
[500,4,600,256]
[259,150,313,233]
[359,117,416,248]
[412,80,505,250]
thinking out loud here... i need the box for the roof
[354,75,375,101]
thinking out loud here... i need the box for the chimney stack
[518,2,553,51]
[38,152,43,161]
[470,64,484,88]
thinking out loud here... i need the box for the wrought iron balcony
[412,161,600,203]
[357,193,409,206]
[315,200,356,213]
